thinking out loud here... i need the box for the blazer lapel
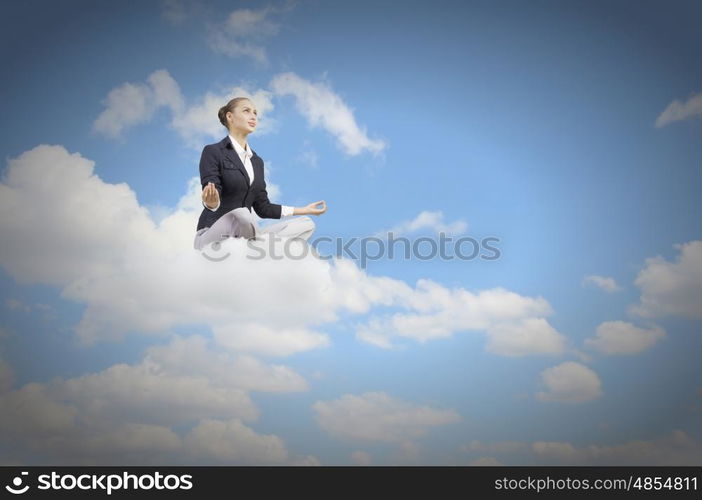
[250,152,263,187]
[220,137,251,185]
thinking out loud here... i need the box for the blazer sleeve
[199,145,222,200]
[253,174,282,219]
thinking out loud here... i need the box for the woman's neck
[228,130,248,150]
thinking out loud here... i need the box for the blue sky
[0,0,701,465]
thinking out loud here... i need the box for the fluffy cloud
[0,144,558,360]
[161,0,188,25]
[206,5,293,64]
[0,145,154,288]
[461,440,528,454]
[356,281,565,356]
[536,361,602,403]
[212,322,330,358]
[270,72,386,156]
[468,457,502,466]
[0,383,78,438]
[376,210,468,237]
[0,144,575,464]
[582,275,621,293]
[655,91,702,127]
[164,3,295,64]
[485,318,566,357]
[93,69,385,159]
[585,321,666,355]
[56,364,257,426]
[313,392,460,444]
[141,335,308,393]
[0,335,313,465]
[630,241,702,319]
[350,450,372,465]
[0,144,332,349]
[462,430,701,465]
[183,419,289,464]
[532,430,701,465]
[94,69,185,139]
[93,69,276,148]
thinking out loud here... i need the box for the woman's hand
[202,182,220,209]
[302,200,327,216]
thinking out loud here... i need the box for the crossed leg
[193,207,259,250]
[195,209,316,250]
[258,215,316,241]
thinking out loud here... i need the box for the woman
[193,97,327,251]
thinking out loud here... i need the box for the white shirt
[204,136,294,217]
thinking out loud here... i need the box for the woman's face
[227,100,258,135]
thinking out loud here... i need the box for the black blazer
[196,136,282,231]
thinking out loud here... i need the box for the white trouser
[193,207,316,250]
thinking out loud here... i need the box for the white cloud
[94,69,276,148]
[0,145,153,288]
[161,0,188,25]
[378,210,468,237]
[0,335,313,465]
[395,441,421,463]
[289,455,322,466]
[350,450,372,465]
[468,457,502,466]
[532,430,701,465]
[270,72,386,156]
[461,440,528,454]
[94,69,385,159]
[630,241,702,319]
[93,70,185,139]
[585,320,665,355]
[356,281,565,356]
[536,361,602,403]
[55,362,256,428]
[75,423,182,459]
[655,91,702,127]
[149,68,187,112]
[205,5,293,64]
[93,81,153,138]
[462,430,702,465]
[313,392,460,445]
[0,383,78,438]
[142,335,308,392]
[184,418,288,464]
[0,144,332,350]
[582,275,621,293]
[485,318,566,357]
[0,144,568,368]
[13,334,297,429]
[213,322,330,358]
